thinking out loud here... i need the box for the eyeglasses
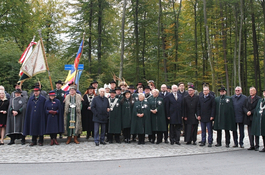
[235,90,240,91]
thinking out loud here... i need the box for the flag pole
[74,32,85,85]
[38,30,54,90]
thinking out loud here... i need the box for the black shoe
[8,141,15,145]
[215,144,221,147]
[95,143,99,146]
[193,142,197,145]
[208,143,212,147]
[259,148,265,152]
[170,141,174,145]
[240,145,244,148]
[116,140,121,144]
[109,140,113,144]
[138,141,141,145]
[100,141,106,145]
[165,140,169,144]
[247,147,255,150]
[86,135,89,139]
[199,141,202,143]
[29,142,37,146]
[255,147,259,151]
[39,143,43,146]
[59,135,63,139]
[21,141,25,145]
[186,142,191,145]
[226,145,229,148]
[199,143,205,146]
[232,145,238,148]
[175,142,181,145]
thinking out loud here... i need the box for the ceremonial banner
[19,40,47,82]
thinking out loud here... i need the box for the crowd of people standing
[0,80,265,153]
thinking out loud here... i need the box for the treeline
[1,0,265,96]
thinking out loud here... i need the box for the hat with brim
[218,86,226,91]
[144,86,151,90]
[55,80,64,85]
[124,90,131,94]
[87,86,95,90]
[110,80,116,84]
[14,83,23,89]
[48,90,56,96]
[110,90,116,94]
[128,85,135,89]
[33,87,41,91]
[14,89,22,94]
[115,87,121,91]
[90,80,98,86]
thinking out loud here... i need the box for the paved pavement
[0,127,262,164]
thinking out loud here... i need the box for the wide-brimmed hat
[115,87,121,91]
[144,86,151,90]
[55,80,64,85]
[128,85,135,89]
[87,86,95,90]
[90,80,98,86]
[124,90,131,94]
[14,89,22,93]
[110,89,116,94]
[218,86,226,91]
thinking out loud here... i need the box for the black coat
[178,90,188,98]
[81,94,94,131]
[243,95,261,125]
[158,91,170,99]
[183,95,199,125]
[231,94,247,123]
[91,96,110,124]
[164,93,183,125]
[197,95,216,123]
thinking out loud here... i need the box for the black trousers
[10,134,25,142]
[50,134,57,139]
[163,119,170,141]
[109,133,120,142]
[170,124,181,143]
[32,135,44,144]
[216,130,230,145]
[138,134,145,143]
[185,124,198,143]
[247,123,259,147]
[232,123,244,146]
[123,128,131,140]
[152,131,162,143]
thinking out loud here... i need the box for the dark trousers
[109,133,120,142]
[163,119,169,142]
[123,128,131,140]
[152,131,162,143]
[201,122,213,144]
[10,134,25,142]
[247,123,258,147]
[216,130,230,145]
[170,124,181,143]
[32,135,44,144]
[94,122,106,144]
[50,134,57,139]
[185,124,198,143]
[138,134,145,143]
[233,123,244,146]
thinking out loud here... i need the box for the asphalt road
[2,149,264,175]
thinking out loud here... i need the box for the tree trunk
[233,5,238,90]
[157,0,162,85]
[88,0,93,74]
[194,0,198,88]
[97,0,103,75]
[262,0,265,89]
[142,11,146,79]
[119,0,127,80]
[203,0,215,92]
[219,0,230,95]
[135,0,139,83]
[238,0,243,87]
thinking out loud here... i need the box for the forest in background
[1,0,265,96]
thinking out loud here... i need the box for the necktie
[174,93,178,101]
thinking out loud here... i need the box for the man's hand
[167,117,170,120]
[12,111,18,116]
[247,111,251,116]
[184,117,187,121]
[87,107,91,110]
[151,109,157,114]
[210,117,214,121]
[107,108,110,112]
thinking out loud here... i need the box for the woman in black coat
[0,90,9,145]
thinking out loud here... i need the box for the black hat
[48,90,56,96]
[115,87,121,91]
[110,80,116,84]
[110,89,116,94]
[14,83,23,88]
[218,86,226,91]
[144,86,151,90]
[263,89,265,92]
[90,80,98,86]
[87,86,95,90]
[128,85,135,89]
[55,80,64,85]
[167,85,170,89]
[14,89,22,93]
[124,90,131,94]
[188,85,195,90]
[136,82,143,86]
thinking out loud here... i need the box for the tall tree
[119,0,127,80]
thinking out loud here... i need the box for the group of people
[0,80,265,152]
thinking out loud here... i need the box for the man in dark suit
[164,84,183,145]
[231,86,247,148]
[243,87,261,151]
[159,84,170,143]
[197,86,215,147]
